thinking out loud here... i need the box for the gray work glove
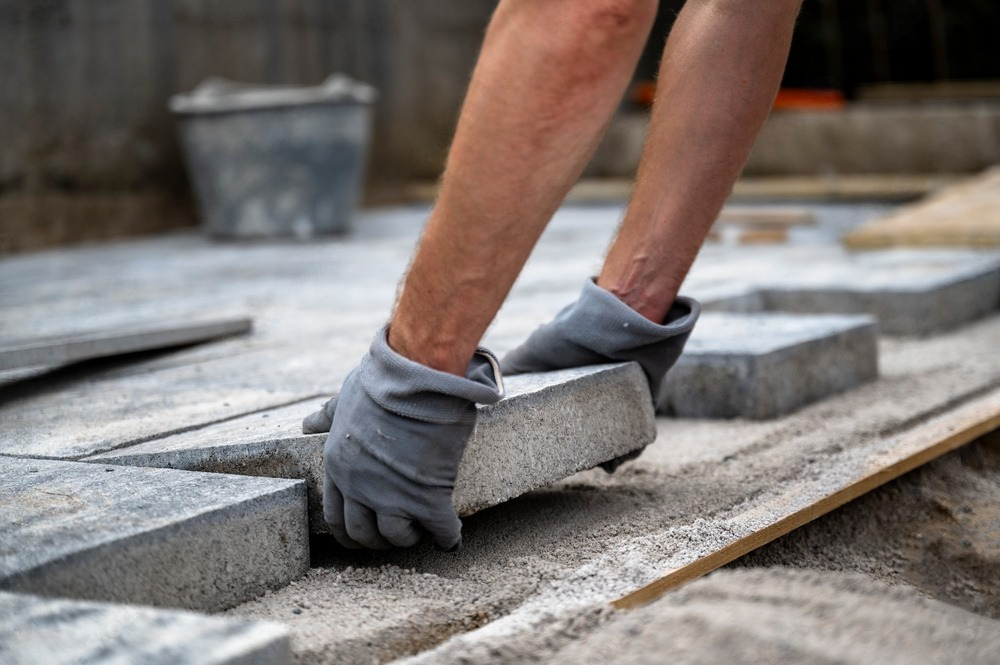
[500,278,700,471]
[303,327,503,550]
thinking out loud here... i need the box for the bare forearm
[599,0,802,321]
[391,0,656,375]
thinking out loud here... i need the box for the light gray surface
[659,312,879,419]
[0,591,291,665]
[90,363,656,531]
[0,316,252,371]
[0,457,309,612]
[0,348,337,461]
[696,248,1000,335]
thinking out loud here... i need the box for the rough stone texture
[0,317,251,371]
[759,263,1000,336]
[0,349,338,461]
[691,248,1000,336]
[0,591,291,665]
[90,363,657,531]
[0,457,309,612]
[659,313,878,419]
[550,568,1000,665]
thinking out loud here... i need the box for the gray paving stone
[0,591,291,665]
[659,313,878,419]
[0,317,253,371]
[0,457,309,612]
[89,363,656,531]
[0,347,348,461]
[758,254,1000,336]
[691,249,1000,336]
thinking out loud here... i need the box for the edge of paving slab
[0,459,309,612]
[661,314,879,419]
[0,590,292,665]
[0,316,253,372]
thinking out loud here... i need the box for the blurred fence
[0,0,494,252]
[1,0,999,252]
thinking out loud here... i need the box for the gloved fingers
[419,509,463,553]
[376,513,422,548]
[322,477,363,549]
[302,395,339,434]
[599,447,645,474]
[344,498,393,550]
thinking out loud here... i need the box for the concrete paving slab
[0,317,252,371]
[688,248,1000,336]
[0,347,348,461]
[0,457,308,611]
[659,313,879,419]
[758,252,1000,336]
[89,363,656,532]
[0,591,291,665]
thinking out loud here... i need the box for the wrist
[386,321,472,377]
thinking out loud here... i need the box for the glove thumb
[302,395,339,434]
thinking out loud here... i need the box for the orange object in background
[631,84,846,111]
[630,81,657,107]
[773,88,846,111]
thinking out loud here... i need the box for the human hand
[500,279,699,471]
[304,327,503,550]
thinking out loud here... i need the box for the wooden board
[613,388,1000,609]
[0,317,252,371]
[717,207,814,228]
[844,167,1000,249]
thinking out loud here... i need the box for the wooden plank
[613,388,1000,609]
[737,228,789,245]
[0,317,252,371]
[717,207,815,228]
[844,167,1000,249]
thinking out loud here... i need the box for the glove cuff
[360,326,505,424]
[562,278,700,351]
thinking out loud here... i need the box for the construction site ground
[2,200,1000,664]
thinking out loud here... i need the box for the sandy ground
[545,433,1000,665]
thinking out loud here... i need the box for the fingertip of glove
[302,410,332,434]
[435,536,462,553]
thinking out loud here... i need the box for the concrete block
[0,348,336,461]
[0,317,252,371]
[0,457,308,611]
[89,362,656,531]
[691,249,1000,336]
[659,313,878,420]
[0,591,291,665]
[759,254,1000,336]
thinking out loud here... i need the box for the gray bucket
[170,74,376,239]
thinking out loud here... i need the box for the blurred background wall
[1,0,999,252]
